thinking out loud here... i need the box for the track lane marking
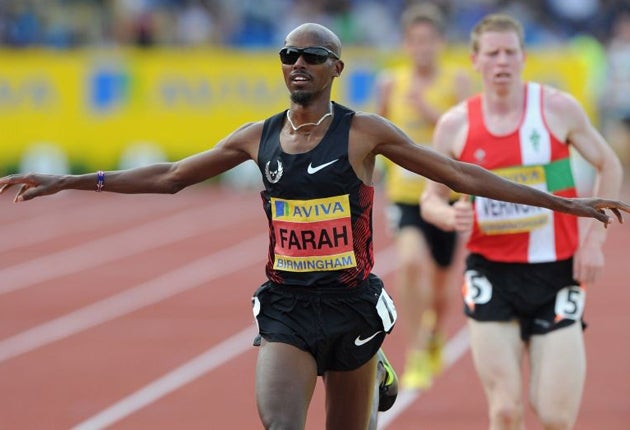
[0,234,266,363]
[71,326,258,430]
[0,202,260,296]
[0,195,192,254]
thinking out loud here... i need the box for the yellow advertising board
[0,46,595,173]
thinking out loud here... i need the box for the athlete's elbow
[155,169,188,194]
[449,163,491,195]
[441,172,471,195]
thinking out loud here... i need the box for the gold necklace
[286,103,333,131]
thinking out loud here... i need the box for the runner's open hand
[0,174,62,202]
[569,197,630,226]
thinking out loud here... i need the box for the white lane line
[377,328,471,429]
[0,234,267,364]
[0,196,188,254]
[0,203,259,296]
[71,326,258,430]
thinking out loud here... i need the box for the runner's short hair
[401,3,446,35]
[470,13,524,53]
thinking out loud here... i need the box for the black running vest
[257,102,374,289]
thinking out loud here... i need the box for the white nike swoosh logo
[354,331,382,346]
[307,159,339,174]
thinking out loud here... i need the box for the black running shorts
[252,274,397,375]
[463,253,586,340]
[385,202,457,267]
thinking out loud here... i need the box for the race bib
[271,195,357,272]
[476,165,551,235]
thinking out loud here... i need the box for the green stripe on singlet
[469,157,574,202]
[544,157,574,192]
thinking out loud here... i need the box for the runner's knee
[258,406,307,430]
[490,402,523,429]
[531,403,576,430]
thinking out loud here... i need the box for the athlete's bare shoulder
[350,110,414,150]
[218,120,265,160]
[542,84,582,114]
[229,120,265,142]
[434,101,469,157]
[541,84,589,139]
[351,110,389,129]
[438,100,469,129]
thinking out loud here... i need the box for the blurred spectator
[4,1,41,47]
[544,0,598,34]
[175,0,217,46]
[543,0,618,41]
[222,0,285,47]
[111,0,156,47]
[348,0,401,48]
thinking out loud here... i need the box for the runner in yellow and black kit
[375,3,471,390]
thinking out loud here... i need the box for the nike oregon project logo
[354,331,382,346]
[265,160,283,183]
[307,159,339,174]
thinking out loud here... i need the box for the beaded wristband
[96,170,105,192]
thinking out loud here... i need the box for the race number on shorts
[463,270,493,309]
[554,285,585,321]
[376,289,397,332]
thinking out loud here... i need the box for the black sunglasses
[279,46,339,65]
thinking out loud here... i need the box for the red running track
[0,182,628,429]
